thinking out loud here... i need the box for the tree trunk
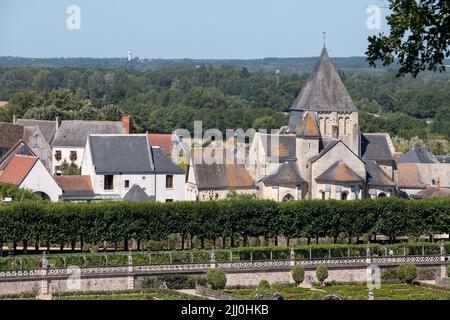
[230,236,235,248]
[180,236,185,250]
[46,241,50,252]
[222,237,226,249]
[315,236,319,244]
[286,238,290,247]
[0,240,3,257]
[23,240,28,254]
[124,238,129,251]
[137,239,141,251]
[71,241,76,253]
[35,236,40,253]
[348,237,352,244]
[114,242,118,251]
[80,238,84,252]
[13,242,17,255]
[333,236,338,244]
[60,243,64,252]
[307,237,311,245]
[190,236,194,250]
[274,236,278,246]
[200,238,205,250]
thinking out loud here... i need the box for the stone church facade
[247,47,396,201]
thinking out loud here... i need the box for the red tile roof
[148,134,173,155]
[54,176,94,195]
[0,154,38,186]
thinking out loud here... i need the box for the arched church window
[282,194,295,202]
[324,118,330,135]
[344,117,351,135]
[319,190,326,200]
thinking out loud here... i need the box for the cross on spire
[323,32,327,48]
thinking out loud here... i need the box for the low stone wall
[225,267,369,287]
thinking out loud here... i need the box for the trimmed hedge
[0,199,448,255]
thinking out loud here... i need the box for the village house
[0,122,53,172]
[14,115,132,175]
[81,134,185,202]
[0,141,62,201]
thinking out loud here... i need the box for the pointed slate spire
[290,47,357,112]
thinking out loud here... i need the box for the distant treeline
[0,56,382,73]
[0,65,449,151]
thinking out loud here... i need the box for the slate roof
[15,119,56,144]
[365,160,395,187]
[436,155,450,164]
[89,135,154,174]
[152,147,185,174]
[290,48,357,112]
[52,120,122,147]
[191,149,256,191]
[123,184,154,202]
[0,154,38,186]
[397,163,424,189]
[259,134,297,162]
[399,147,440,164]
[0,140,35,170]
[316,161,364,183]
[148,134,174,155]
[0,123,25,155]
[296,113,320,138]
[361,133,395,162]
[311,140,341,163]
[262,162,307,187]
[411,187,450,199]
[54,176,94,196]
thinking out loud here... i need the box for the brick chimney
[12,115,16,124]
[122,115,132,134]
[55,116,61,130]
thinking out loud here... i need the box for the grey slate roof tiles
[262,162,307,187]
[52,120,122,147]
[123,184,155,202]
[290,48,357,112]
[361,133,395,162]
[15,119,56,144]
[152,147,185,174]
[90,135,154,174]
[399,147,440,164]
[365,160,395,186]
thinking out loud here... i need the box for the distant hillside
[0,56,386,73]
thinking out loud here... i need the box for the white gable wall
[19,160,62,202]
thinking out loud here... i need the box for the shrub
[397,264,417,284]
[316,265,328,285]
[142,274,204,289]
[206,269,227,290]
[258,280,271,294]
[382,268,398,281]
[291,266,305,285]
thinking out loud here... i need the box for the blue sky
[0,0,390,58]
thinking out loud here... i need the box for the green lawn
[225,284,450,300]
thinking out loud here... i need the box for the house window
[54,150,62,161]
[166,199,173,203]
[104,175,114,190]
[341,192,349,201]
[124,180,130,189]
[69,151,77,162]
[166,175,174,189]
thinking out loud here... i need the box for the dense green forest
[0,65,449,154]
[0,56,389,73]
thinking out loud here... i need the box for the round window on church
[282,194,295,202]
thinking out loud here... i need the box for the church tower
[289,47,360,156]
